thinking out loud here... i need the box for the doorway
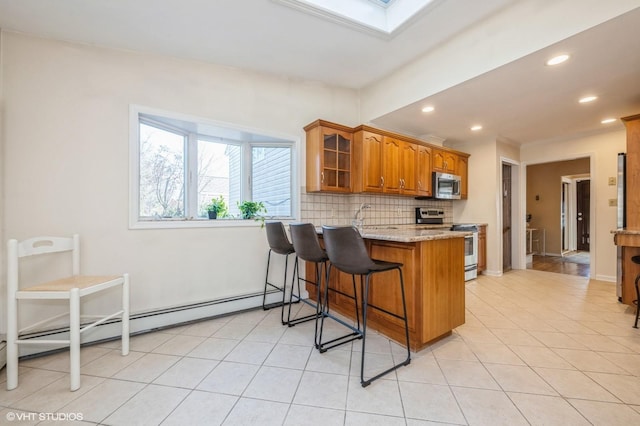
[502,163,512,272]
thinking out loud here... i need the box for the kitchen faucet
[353,203,371,222]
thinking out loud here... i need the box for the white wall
[521,129,626,281]
[449,139,503,275]
[359,0,640,122]
[0,32,359,334]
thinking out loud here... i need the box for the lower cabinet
[478,225,487,273]
[306,236,465,351]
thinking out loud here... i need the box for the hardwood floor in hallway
[529,252,590,277]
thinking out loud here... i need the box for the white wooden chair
[6,234,129,391]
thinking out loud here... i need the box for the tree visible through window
[134,110,295,224]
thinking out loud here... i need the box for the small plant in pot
[206,195,228,219]
[237,200,267,225]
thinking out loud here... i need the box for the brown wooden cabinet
[417,145,432,197]
[382,136,402,194]
[433,148,458,173]
[306,235,465,351]
[458,154,469,199]
[305,120,353,193]
[356,130,384,193]
[399,141,419,195]
[477,225,487,273]
[308,120,469,198]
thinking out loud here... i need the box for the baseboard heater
[3,289,288,360]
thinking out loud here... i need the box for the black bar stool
[263,221,295,325]
[321,225,411,387]
[633,255,640,329]
[288,223,327,341]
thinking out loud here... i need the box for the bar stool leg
[634,274,640,329]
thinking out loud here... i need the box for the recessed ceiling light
[601,118,616,124]
[421,106,435,113]
[470,125,482,131]
[579,95,598,103]
[546,54,570,66]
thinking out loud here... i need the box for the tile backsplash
[300,191,453,226]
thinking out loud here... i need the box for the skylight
[276,0,434,37]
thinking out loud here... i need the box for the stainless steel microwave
[433,172,461,199]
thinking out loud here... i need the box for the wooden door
[382,137,401,194]
[577,180,590,251]
[400,142,418,195]
[502,163,512,272]
[361,131,383,193]
[417,146,432,196]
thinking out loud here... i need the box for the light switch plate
[609,199,617,206]
[608,177,616,185]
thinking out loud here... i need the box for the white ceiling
[1,0,639,145]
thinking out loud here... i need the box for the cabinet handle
[418,180,422,189]
[400,178,405,188]
[321,172,324,184]
[380,176,384,187]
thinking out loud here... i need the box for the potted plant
[237,200,267,224]
[206,195,228,219]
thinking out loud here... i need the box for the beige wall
[521,130,626,281]
[0,32,359,334]
[526,158,590,255]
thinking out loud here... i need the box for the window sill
[129,218,292,230]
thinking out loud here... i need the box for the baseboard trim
[5,289,291,359]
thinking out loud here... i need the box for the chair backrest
[265,222,295,255]
[7,234,80,292]
[289,223,327,263]
[322,226,375,275]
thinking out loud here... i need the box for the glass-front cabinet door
[305,120,353,193]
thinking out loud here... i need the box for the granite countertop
[612,229,640,235]
[317,224,470,243]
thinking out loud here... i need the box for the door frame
[499,157,524,271]
[521,155,595,277]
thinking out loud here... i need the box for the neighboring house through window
[130,106,296,228]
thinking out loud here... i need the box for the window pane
[252,147,291,217]
[198,140,241,218]
[139,123,185,218]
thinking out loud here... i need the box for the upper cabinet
[306,120,468,199]
[357,130,384,193]
[432,148,458,173]
[417,145,432,197]
[457,154,469,199]
[305,120,353,193]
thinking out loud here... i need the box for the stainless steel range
[415,207,446,225]
[451,224,479,281]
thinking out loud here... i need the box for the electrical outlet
[609,199,617,207]
[608,177,616,186]
[397,208,402,217]
[330,209,335,218]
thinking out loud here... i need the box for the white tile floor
[2,269,640,425]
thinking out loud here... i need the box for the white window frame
[129,105,299,229]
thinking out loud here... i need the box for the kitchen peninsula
[307,226,467,351]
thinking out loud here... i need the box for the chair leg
[280,254,290,325]
[634,274,640,329]
[317,267,363,353]
[360,274,370,387]
[6,291,18,391]
[122,273,130,356]
[262,249,273,310]
[69,288,81,391]
[360,267,411,387]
